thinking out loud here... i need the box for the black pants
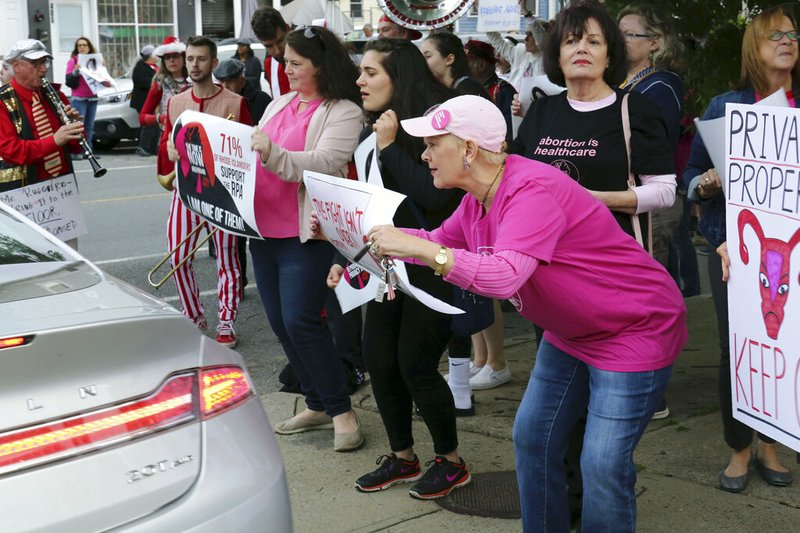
[363,269,457,455]
[708,250,774,450]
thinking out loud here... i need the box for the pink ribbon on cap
[430,110,451,130]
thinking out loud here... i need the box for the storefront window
[98,0,174,77]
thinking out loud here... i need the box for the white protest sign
[512,75,565,137]
[173,110,262,239]
[78,53,114,94]
[695,89,790,185]
[303,170,464,315]
[724,102,800,452]
[476,0,520,32]
[0,175,87,242]
[354,133,383,187]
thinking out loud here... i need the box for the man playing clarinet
[0,40,83,194]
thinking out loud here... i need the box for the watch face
[435,253,447,265]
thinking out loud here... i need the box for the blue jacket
[683,89,799,247]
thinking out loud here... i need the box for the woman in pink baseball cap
[363,93,687,532]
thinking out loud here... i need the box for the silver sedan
[0,202,292,532]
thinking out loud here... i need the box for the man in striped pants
[163,36,252,348]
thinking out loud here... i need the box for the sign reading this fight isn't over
[725,103,800,452]
[172,110,261,238]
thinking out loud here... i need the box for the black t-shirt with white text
[510,88,674,236]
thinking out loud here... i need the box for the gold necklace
[480,162,506,208]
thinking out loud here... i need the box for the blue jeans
[249,237,351,417]
[70,97,98,146]
[513,339,672,532]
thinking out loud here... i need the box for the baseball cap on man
[378,15,422,40]
[400,95,506,153]
[214,59,245,80]
[6,39,53,62]
[140,44,155,59]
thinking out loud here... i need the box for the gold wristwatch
[434,246,448,276]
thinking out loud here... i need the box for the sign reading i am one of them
[725,103,800,452]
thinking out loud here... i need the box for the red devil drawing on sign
[737,209,800,340]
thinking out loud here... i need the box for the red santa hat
[154,36,186,57]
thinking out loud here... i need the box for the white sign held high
[477,0,520,32]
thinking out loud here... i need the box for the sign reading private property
[172,110,261,238]
[303,170,463,315]
[0,174,87,242]
[476,0,520,32]
[725,103,800,452]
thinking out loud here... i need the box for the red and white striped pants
[166,190,241,324]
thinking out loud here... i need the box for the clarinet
[40,77,107,178]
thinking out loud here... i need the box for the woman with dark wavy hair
[249,26,364,452]
[327,38,472,500]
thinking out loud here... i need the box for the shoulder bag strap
[620,92,653,255]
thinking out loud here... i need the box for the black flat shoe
[754,458,793,487]
[719,469,749,493]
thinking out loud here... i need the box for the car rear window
[0,210,68,264]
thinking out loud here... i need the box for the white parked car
[0,201,292,531]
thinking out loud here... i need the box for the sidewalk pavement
[259,294,800,532]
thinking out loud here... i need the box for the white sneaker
[444,362,484,383]
[470,365,511,390]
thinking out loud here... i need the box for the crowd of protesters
[3,1,798,531]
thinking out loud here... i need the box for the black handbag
[450,287,495,336]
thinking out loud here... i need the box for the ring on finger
[369,244,379,255]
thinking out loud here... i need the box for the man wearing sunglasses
[0,39,83,196]
[251,7,291,99]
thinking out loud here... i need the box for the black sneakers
[355,454,422,492]
[408,456,471,500]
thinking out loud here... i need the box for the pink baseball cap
[400,95,506,153]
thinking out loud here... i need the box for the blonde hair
[740,5,800,95]
[618,4,685,73]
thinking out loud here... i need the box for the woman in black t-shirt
[510,2,675,241]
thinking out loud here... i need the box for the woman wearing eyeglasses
[248,26,365,452]
[685,4,799,493]
[327,38,472,499]
[64,37,110,157]
[617,3,687,420]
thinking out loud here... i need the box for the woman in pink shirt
[249,26,364,452]
[64,36,110,157]
[365,94,687,532]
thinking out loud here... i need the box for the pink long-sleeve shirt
[405,155,686,372]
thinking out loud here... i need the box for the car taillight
[0,374,196,472]
[200,366,253,419]
[0,335,32,349]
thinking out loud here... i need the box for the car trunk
[0,282,206,531]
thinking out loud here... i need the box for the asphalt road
[72,145,288,396]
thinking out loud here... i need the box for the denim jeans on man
[513,339,672,532]
[70,97,98,146]
[249,237,351,417]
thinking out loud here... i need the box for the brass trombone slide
[147,225,218,288]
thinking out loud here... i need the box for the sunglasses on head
[300,26,321,39]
